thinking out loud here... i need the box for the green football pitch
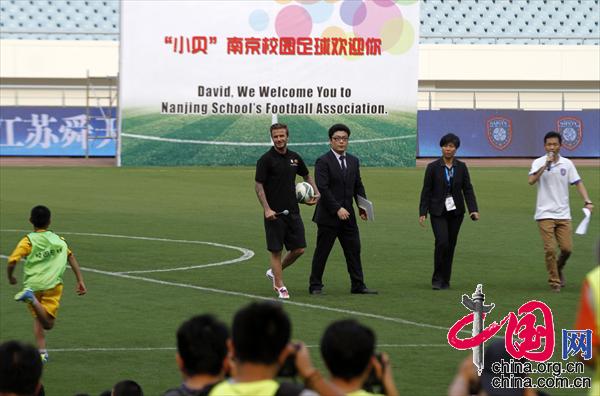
[0,166,598,395]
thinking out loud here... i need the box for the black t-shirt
[255,147,309,214]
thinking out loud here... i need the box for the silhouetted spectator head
[320,319,376,381]
[231,301,291,364]
[111,380,143,396]
[176,314,229,376]
[0,340,43,396]
[480,339,527,396]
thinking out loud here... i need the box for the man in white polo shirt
[528,131,594,292]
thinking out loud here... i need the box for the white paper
[357,195,374,221]
[575,208,592,235]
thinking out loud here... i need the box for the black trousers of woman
[430,212,464,289]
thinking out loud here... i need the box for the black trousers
[430,213,464,288]
[309,221,366,292]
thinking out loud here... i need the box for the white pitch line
[0,229,460,334]
[45,344,448,353]
[81,266,451,332]
[48,347,176,352]
[0,252,455,333]
[0,229,254,274]
[122,133,416,147]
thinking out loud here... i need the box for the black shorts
[264,212,306,252]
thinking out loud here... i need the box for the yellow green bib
[209,379,280,396]
[24,231,68,291]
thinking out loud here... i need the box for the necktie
[340,155,347,174]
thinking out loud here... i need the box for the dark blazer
[419,158,478,217]
[313,150,367,226]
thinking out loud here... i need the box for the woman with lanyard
[419,133,480,290]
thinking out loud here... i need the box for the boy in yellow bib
[7,205,87,363]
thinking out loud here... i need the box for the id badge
[445,196,456,211]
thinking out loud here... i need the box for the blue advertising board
[0,107,117,156]
[418,110,599,158]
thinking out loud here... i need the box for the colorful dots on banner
[249,9,269,31]
[386,19,415,54]
[373,0,396,7]
[303,1,334,23]
[254,0,415,55]
[321,25,346,38]
[380,17,403,51]
[275,5,312,37]
[352,1,402,39]
[340,0,367,26]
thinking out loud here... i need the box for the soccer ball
[295,182,314,203]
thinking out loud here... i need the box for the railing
[0,83,117,107]
[418,88,600,111]
[419,35,598,45]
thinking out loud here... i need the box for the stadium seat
[0,0,598,44]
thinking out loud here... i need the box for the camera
[277,343,300,378]
[363,352,385,394]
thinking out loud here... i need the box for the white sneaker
[266,268,274,283]
[276,286,290,299]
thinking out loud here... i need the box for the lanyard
[445,166,454,190]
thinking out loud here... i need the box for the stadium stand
[0,0,598,45]
[0,0,118,41]
[420,0,599,45]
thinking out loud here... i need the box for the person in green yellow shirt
[7,205,87,363]
[209,301,342,396]
[320,320,399,396]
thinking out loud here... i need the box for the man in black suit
[419,133,479,290]
[309,124,377,295]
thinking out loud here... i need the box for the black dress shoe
[432,284,442,290]
[309,289,323,295]
[351,288,378,294]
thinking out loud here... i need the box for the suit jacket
[419,158,478,217]
[313,150,367,226]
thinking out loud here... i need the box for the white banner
[120,0,419,166]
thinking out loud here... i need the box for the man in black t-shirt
[255,123,319,299]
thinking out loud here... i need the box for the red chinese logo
[447,300,555,362]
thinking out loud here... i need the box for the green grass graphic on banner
[122,111,416,167]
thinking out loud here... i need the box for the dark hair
[544,131,562,145]
[30,205,51,229]
[439,133,461,149]
[328,123,351,139]
[112,380,143,396]
[177,314,229,376]
[232,301,291,364]
[0,340,43,395]
[320,319,375,381]
[270,123,289,136]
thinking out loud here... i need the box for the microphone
[275,210,289,216]
[547,152,554,171]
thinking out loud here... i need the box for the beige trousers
[537,219,572,287]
